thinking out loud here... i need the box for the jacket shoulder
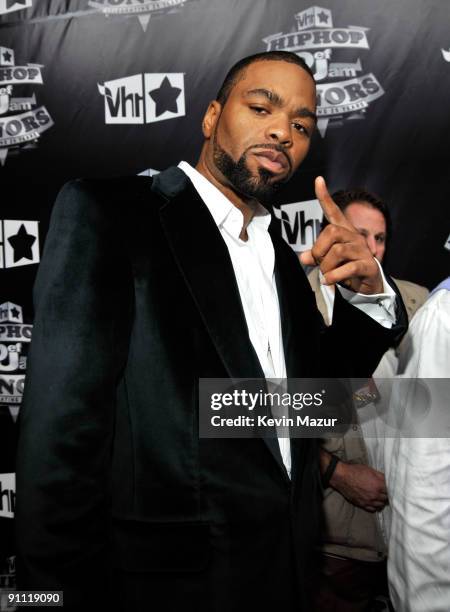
[59,175,154,203]
[392,277,429,319]
[51,175,166,229]
[60,166,190,210]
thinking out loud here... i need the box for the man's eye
[250,106,268,114]
[376,235,386,244]
[292,122,309,135]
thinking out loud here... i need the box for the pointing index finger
[315,176,353,230]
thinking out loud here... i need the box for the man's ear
[202,100,221,138]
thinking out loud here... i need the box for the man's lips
[252,149,290,174]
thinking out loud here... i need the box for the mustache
[245,144,292,173]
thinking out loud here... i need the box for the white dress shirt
[319,264,397,330]
[178,161,397,477]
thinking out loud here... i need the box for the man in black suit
[15,52,406,611]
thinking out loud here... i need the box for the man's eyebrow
[296,107,317,124]
[245,88,284,106]
[244,88,317,124]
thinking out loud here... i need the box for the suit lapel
[153,168,288,480]
[154,167,263,381]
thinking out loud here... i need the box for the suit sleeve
[280,236,408,378]
[320,281,408,378]
[15,180,134,609]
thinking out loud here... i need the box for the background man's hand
[330,461,388,513]
[300,177,383,294]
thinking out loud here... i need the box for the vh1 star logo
[98,73,185,124]
[0,220,40,268]
[0,0,32,15]
[273,199,323,252]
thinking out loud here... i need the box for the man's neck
[195,158,257,241]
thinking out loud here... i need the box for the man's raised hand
[300,177,383,294]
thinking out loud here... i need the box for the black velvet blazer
[15,167,406,612]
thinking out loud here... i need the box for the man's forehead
[244,59,312,79]
[233,60,315,98]
[345,203,386,225]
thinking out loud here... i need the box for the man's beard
[212,134,289,203]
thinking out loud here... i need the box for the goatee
[212,135,287,204]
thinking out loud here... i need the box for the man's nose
[366,236,378,257]
[265,116,292,147]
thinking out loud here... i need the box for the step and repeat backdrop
[1,0,450,604]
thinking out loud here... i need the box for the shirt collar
[178,161,272,239]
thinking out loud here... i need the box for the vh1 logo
[273,199,323,252]
[295,6,332,31]
[98,73,185,124]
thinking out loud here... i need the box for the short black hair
[322,188,392,247]
[216,51,315,106]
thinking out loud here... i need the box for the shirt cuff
[334,259,397,329]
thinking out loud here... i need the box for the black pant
[311,554,392,612]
